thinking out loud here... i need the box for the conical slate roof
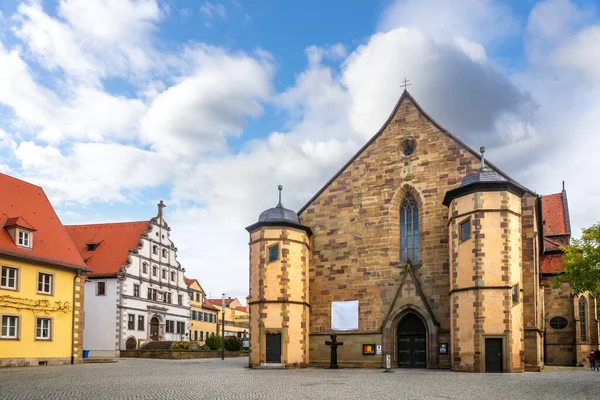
[258,203,300,224]
[245,187,312,235]
[460,168,507,187]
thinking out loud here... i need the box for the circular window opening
[549,316,568,329]
[399,138,416,157]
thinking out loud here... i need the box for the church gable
[298,90,529,218]
[299,90,525,335]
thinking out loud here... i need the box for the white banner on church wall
[331,300,359,331]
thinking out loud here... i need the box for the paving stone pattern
[0,358,598,399]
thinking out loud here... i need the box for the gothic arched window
[579,296,587,342]
[400,194,419,262]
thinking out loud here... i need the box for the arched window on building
[579,296,587,342]
[400,193,419,262]
[152,245,158,255]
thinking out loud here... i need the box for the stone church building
[246,91,599,372]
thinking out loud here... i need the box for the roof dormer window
[86,243,100,251]
[18,230,31,249]
[4,217,36,250]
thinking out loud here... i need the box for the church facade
[246,91,599,372]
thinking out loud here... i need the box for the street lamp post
[221,293,225,360]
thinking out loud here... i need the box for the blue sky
[1,0,599,300]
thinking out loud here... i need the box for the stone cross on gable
[401,77,411,91]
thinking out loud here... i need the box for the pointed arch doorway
[397,313,427,368]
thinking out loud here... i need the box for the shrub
[224,336,243,351]
[205,334,222,351]
[171,340,191,351]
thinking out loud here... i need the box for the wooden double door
[397,313,427,368]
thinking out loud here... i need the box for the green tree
[224,336,243,351]
[205,334,222,351]
[555,223,600,295]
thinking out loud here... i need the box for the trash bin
[82,350,89,359]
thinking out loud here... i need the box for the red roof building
[0,173,88,270]
[541,185,571,274]
[65,222,150,277]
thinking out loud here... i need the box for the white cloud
[140,46,274,158]
[13,0,163,83]
[200,2,226,20]
[378,0,519,44]
[14,141,172,204]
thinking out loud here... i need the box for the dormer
[3,216,37,250]
[86,242,100,251]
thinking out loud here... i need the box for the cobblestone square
[0,358,598,399]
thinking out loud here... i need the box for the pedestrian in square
[595,347,600,371]
[587,350,595,370]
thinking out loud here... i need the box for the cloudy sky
[1,0,599,302]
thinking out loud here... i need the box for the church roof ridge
[297,90,535,215]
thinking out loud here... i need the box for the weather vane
[401,77,411,91]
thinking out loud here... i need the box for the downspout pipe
[71,268,82,364]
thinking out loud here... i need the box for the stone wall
[0,358,71,368]
[541,278,575,366]
[299,94,493,368]
[521,195,544,371]
[448,191,524,372]
[120,350,246,359]
[248,226,310,367]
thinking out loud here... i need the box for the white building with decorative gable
[66,202,190,357]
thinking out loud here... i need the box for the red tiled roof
[0,173,88,270]
[207,298,236,307]
[202,299,219,311]
[184,277,196,287]
[542,193,567,236]
[65,221,149,277]
[541,253,564,274]
[4,216,36,231]
[235,306,247,313]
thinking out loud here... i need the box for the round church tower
[245,186,312,368]
[443,148,526,373]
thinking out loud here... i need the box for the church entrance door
[266,333,281,363]
[397,313,426,368]
[150,317,159,340]
[485,338,503,373]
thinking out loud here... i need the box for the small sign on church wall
[362,344,376,355]
[439,343,448,354]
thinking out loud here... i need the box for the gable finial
[479,146,486,170]
[158,200,166,220]
[277,185,283,206]
[562,180,565,191]
[401,77,411,91]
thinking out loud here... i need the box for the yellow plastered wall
[0,257,77,360]
[248,226,309,366]
[449,190,523,372]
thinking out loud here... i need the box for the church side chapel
[246,90,599,372]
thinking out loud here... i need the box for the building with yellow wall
[208,297,249,338]
[185,278,218,343]
[0,173,89,367]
